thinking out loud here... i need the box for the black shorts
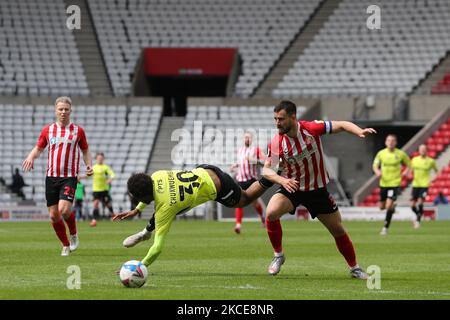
[197,164,242,207]
[93,191,112,203]
[45,177,77,207]
[380,187,400,202]
[238,178,257,190]
[276,186,338,219]
[411,187,428,201]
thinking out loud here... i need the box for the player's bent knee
[265,209,281,222]
[49,213,61,223]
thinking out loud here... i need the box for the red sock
[64,212,77,235]
[266,219,283,253]
[255,202,264,217]
[52,219,70,247]
[334,233,357,268]
[235,208,243,224]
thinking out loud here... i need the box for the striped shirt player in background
[22,97,93,256]
[262,100,376,279]
[230,132,266,234]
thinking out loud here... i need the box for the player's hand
[22,157,34,172]
[375,170,382,177]
[281,178,299,193]
[112,209,140,221]
[359,128,377,138]
[86,166,93,176]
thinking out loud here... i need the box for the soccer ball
[119,260,148,288]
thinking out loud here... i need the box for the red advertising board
[144,48,237,76]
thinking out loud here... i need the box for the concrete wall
[0,96,162,107]
[409,95,450,120]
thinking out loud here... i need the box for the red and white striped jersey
[37,123,89,178]
[268,120,332,191]
[236,146,263,182]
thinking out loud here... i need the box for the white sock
[350,264,360,271]
[235,223,241,228]
[274,251,284,257]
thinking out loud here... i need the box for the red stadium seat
[428,151,437,158]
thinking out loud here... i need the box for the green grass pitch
[0,219,449,300]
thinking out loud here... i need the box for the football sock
[64,212,77,235]
[266,219,283,253]
[255,201,264,217]
[235,208,243,225]
[384,208,394,228]
[417,204,424,222]
[52,219,70,247]
[146,215,156,233]
[411,205,419,215]
[93,208,99,219]
[334,233,357,268]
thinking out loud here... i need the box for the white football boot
[69,233,79,252]
[123,228,152,248]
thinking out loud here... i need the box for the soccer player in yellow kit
[112,164,272,267]
[373,134,410,235]
[408,144,438,229]
[91,152,115,219]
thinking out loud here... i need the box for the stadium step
[414,50,450,95]
[64,0,113,96]
[254,0,343,97]
[147,117,186,173]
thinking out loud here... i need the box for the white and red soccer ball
[119,260,148,288]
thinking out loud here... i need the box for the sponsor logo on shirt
[156,179,164,194]
[49,136,74,145]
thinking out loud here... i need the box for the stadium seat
[87,0,322,97]
[0,0,89,96]
[274,0,450,97]
[0,103,162,210]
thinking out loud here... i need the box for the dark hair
[274,100,297,116]
[96,152,104,157]
[386,134,397,140]
[127,173,153,200]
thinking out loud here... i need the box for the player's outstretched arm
[331,121,377,138]
[22,146,44,172]
[261,158,299,193]
[112,208,141,220]
[81,148,93,176]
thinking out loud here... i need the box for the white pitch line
[146,283,450,297]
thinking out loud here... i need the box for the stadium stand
[87,0,322,97]
[0,0,89,96]
[174,105,306,171]
[274,0,450,97]
[360,116,450,207]
[0,103,162,212]
[431,73,450,94]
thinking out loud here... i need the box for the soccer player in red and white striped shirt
[262,100,376,279]
[230,132,266,233]
[23,97,93,256]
